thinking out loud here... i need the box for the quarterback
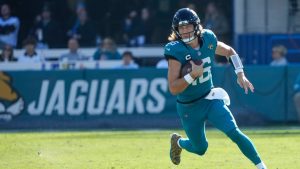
[165,8,267,169]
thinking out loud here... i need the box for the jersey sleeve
[164,41,186,63]
[164,44,178,61]
[202,29,218,50]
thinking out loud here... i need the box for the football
[180,60,203,77]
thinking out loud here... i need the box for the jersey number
[169,41,179,46]
[192,57,211,85]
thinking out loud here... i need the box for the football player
[165,8,267,169]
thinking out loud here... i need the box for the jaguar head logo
[0,72,24,121]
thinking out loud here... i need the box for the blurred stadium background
[0,0,299,128]
[0,0,300,168]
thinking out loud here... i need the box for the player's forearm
[169,69,203,95]
[169,78,190,95]
[216,41,245,75]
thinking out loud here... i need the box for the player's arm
[215,41,236,59]
[215,41,254,94]
[167,58,203,95]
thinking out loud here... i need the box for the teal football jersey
[164,29,218,102]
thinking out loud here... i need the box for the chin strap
[182,35,196,43]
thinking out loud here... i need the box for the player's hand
[190,60,204,79]
[237,72,254,94]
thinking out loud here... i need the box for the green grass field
[0,128,300,169]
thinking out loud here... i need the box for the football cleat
[170,133,182,165]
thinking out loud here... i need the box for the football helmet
[172,8,201,43]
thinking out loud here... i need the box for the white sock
[256,162,267,169]
[177,138,182,148]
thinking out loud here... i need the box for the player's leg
[226,128,267,169]
[179,118,208,156]
[170,101,209,165]
[170,119,208,165]
[207,100,267,169]
[176,101,209,155]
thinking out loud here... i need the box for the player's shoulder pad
[202,29,218,46]
[202,29,216,38]
[164,41,188,61]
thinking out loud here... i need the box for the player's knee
[194,147,207,156]
[193,142,208,156]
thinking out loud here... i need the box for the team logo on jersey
[0,72,24,122]
[197,51,201,56]
[208,44,214,50]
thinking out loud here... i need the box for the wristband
[229,54,243,69]
[235,68,244,74]
[229,54,244,75]
[184,73,194,84]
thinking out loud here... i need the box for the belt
[176,89,211,104]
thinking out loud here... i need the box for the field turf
[0,128,299,169]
